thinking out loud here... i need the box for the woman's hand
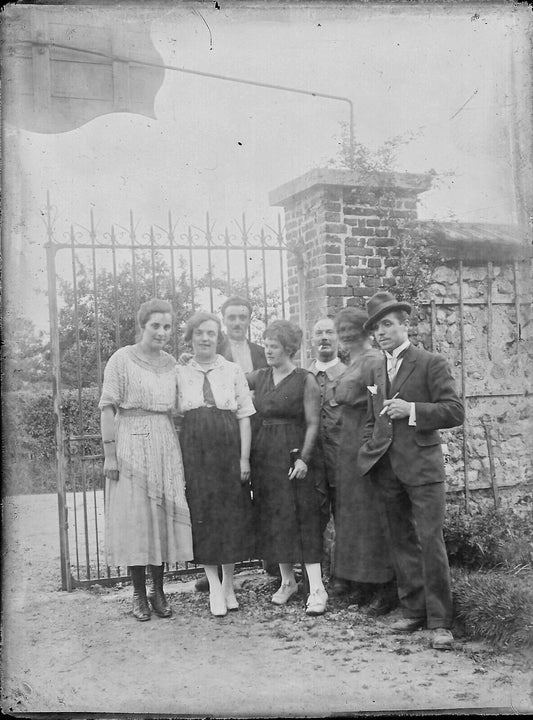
[103,456,119,481]
[288,458,307,480]
[240,458,251,484]
[177,352,193,366]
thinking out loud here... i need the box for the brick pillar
[270,168,432,361]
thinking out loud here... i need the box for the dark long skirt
[251,420,328,564]
[180,407,253,565]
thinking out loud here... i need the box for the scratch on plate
[194,9,213,51]
[450,89,478,120]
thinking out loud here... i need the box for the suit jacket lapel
[375,359,388,400]
[391,344,417,394]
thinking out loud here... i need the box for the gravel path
[2,493,532,715]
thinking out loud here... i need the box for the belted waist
[262,418,295,426]
[118,408,171,417]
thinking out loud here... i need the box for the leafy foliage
[453,568,533,647]
[2,315,51,390]
[444,502,533,571]
[57,254,281,388]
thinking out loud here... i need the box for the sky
[4,1,531,331]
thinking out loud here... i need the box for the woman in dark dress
[249,320,329,616]
[176,312,256,617]
[332,308,396,615]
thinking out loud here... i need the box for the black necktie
[202,371,216,407]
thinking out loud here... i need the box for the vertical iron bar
[187,225,195,311]
[81,457,91,580]
[92,456,101,578]
[45,194,72,590]
[513,261,521,353]
[90,210,103,394]
[110,226,121,348]
[430,299,436,353]
[130,210,138,311]
[278,215,287,320]
[206,213,214,312]
[168,212,178,355]
[224,227,232,295]
[482,420,499,508]
[70,227,84,584]
[242,214,251,339]
[71,451,80,581]
[260,228,268,325]
[458,260,470,511]
[150,226,157,297]
[486,262,493,361]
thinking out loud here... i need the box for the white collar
[314,358,340,372]
[228,338,248,346]
[385,340,411,360]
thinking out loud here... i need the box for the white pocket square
[367,385,378,395]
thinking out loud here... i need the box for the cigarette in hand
[380,392,399,416]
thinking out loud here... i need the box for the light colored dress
[99,346,193,568]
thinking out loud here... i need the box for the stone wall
[271,168,533,508]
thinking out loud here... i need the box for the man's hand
[177,352,193,366]
[381,398,411,420]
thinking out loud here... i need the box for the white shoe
[306,588,328,616]
[224,592,239,611]
[271,581,298,605]
[209,590,227,617]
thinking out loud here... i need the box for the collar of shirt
[313,358,341,373]
[384,340,411,361]
[228,338,249,348]
[190,355,224,372]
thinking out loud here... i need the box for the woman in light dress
[100,299,193,622]
[176,312,256,617]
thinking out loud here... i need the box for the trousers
[373,453,453,629]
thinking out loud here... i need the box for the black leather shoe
[132,592,151,621]
[388,617,425,632]
[328,578,351,598]
[148,589,172,618]
[195,576,210,592]
[365,590,399,617]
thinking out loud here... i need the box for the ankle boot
[129,565,151,621]
[148,564,172,618]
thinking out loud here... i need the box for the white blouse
[176,355,255,420]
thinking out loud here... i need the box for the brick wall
[271,168,532,508]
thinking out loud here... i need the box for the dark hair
[183,311,221,344]
[333,307,369,335]
[137,299,174,331]
[263,319,302,359]
[221,296,253,317]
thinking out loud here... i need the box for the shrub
[444,502,533,571]
[453,567,533,647]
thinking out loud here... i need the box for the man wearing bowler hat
[358,291,464,650]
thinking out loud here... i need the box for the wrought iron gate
[43,194,291,590]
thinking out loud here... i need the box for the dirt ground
[2,494,532,716]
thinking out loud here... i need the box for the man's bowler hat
[363,291,412,331]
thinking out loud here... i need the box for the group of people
[100,291,464,651]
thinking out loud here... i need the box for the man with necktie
[358,291,464,650]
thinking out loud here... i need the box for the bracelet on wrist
[103,440,115,444]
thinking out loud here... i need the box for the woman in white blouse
[176,312,256,617]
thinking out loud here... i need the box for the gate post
[270,168,432,360]
[44,196,72,591]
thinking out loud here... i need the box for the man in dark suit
[358,291,464,650]
[218,296,268,371]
